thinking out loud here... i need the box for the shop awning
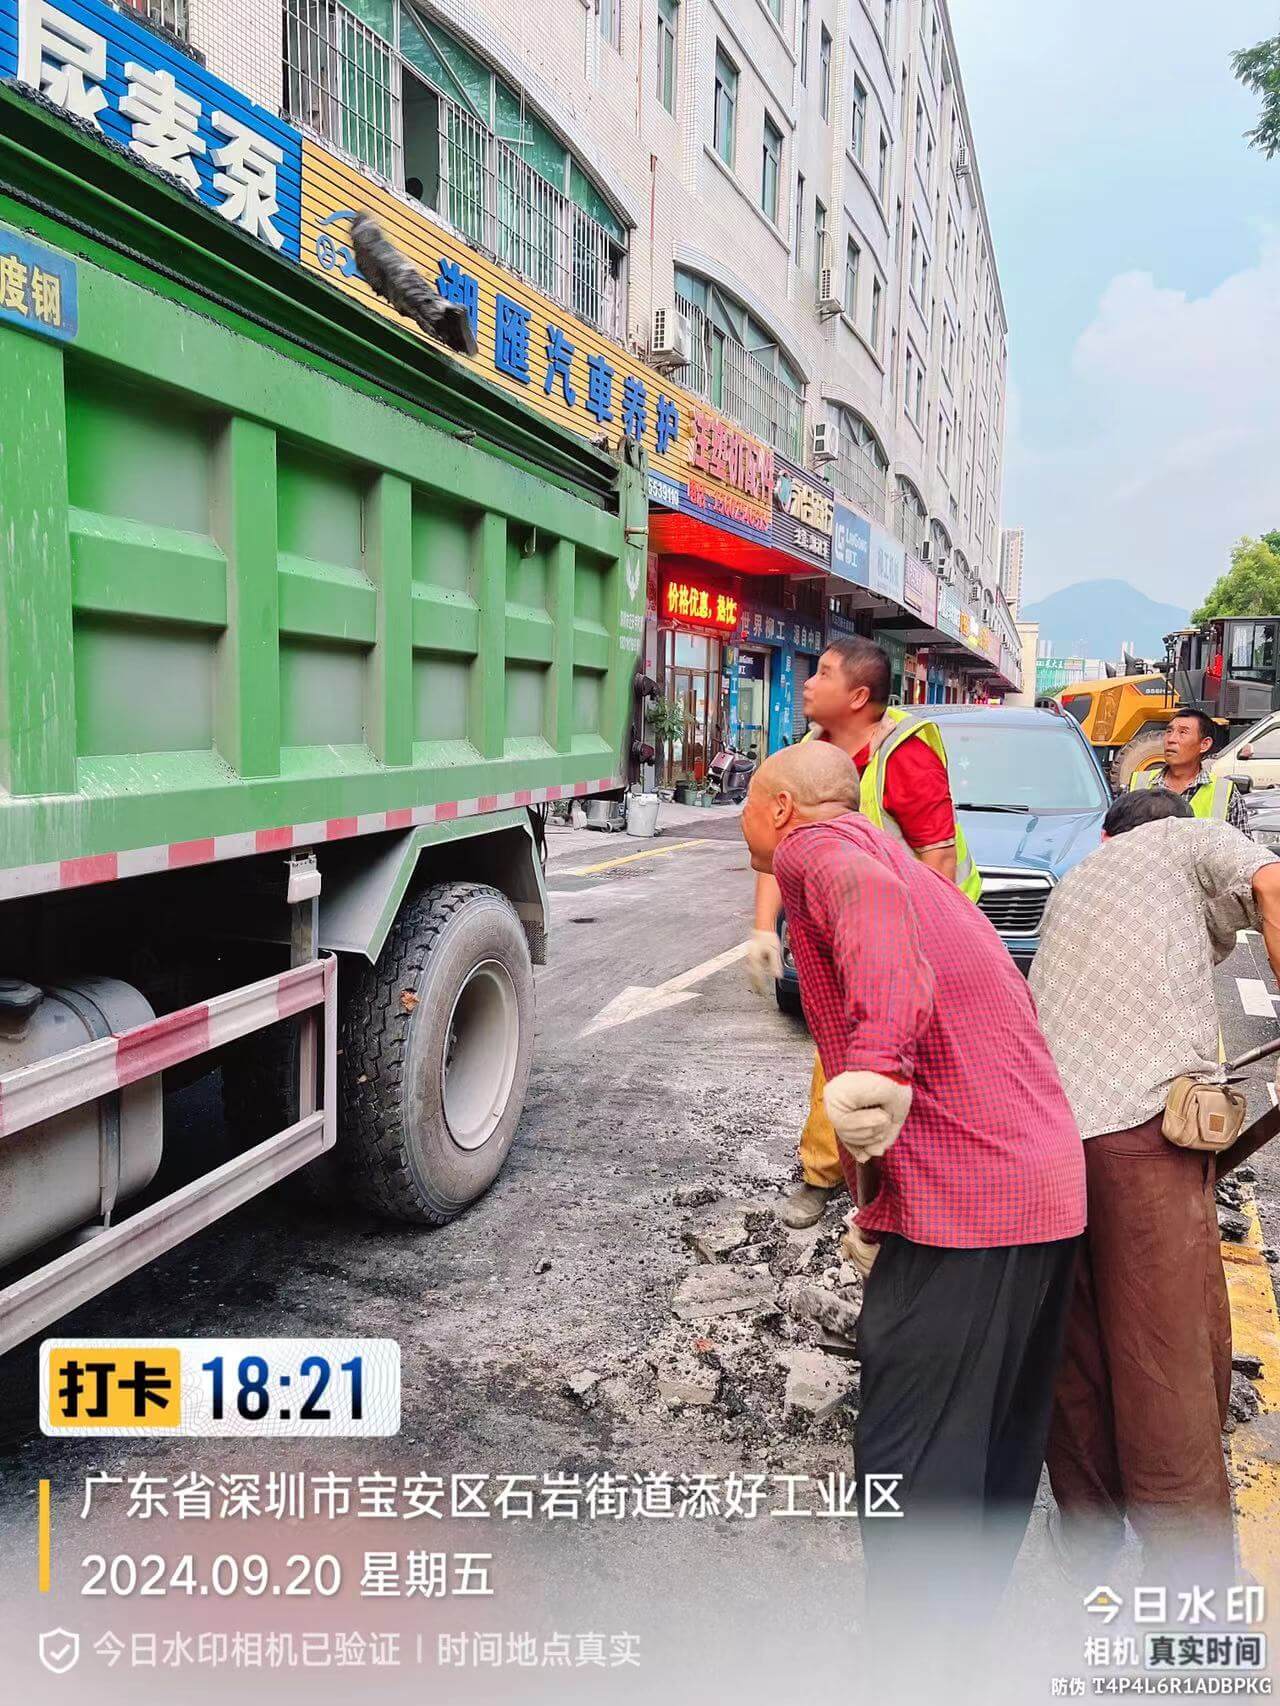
[647,511,826,578]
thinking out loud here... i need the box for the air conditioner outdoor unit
[920,540,933,563]
[649,304,692,371]
[811,421,839,465]
[817,265,843,318]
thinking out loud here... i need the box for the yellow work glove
[823,1070,913,1164]
[745,928,783,996]
[840,1213,881,1279]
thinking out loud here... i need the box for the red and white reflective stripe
[0,959,335,1141]
[0,777,624,903]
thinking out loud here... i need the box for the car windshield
[942,723,1109,813]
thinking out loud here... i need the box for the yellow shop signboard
[300,142,775,546]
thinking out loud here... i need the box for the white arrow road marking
[579,941,751,1038]
[1236,978,1277,1019]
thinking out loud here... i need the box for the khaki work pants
[799,1054,845,1189]
[1046,1114,1235,1583]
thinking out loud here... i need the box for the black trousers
[856,1234,1078,1631]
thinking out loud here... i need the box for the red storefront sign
[688,408,775,505]
[662,575,740,631]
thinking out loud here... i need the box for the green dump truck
[0,86,646,1353]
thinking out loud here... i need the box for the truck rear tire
[339,883,534,1225]
[1111,727,1167,789]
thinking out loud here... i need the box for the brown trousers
[1046,1114,1235,1580]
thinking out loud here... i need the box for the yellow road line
[1224,1192,1280,1599]
[37,1479,50,1593]
[564,838,710,877]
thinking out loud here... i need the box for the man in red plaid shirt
[741,740,1085,1618]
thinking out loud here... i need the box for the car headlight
[1251,829,1280,850]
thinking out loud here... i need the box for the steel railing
[674,291,805,460]
[438,106,622,336]
[120,0,189,36]
[831,446,888,522]
[892,491,931,559]
[284,0,400,181]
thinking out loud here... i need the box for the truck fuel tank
[0,978,163,1268]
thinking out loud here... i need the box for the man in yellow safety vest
[746,636,982,1228]
[1127,708,1246,828]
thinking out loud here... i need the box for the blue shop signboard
[832,503,871,588]
[727,600,825,754]
[0,225,77,341]
[869,526,906,607]
[0,0,303,259]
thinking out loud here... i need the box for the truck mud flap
[0,959,337,1356]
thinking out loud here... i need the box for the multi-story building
[87,0,1018,767]
[1000,526,1024,615]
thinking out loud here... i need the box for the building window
[765,0,783,22]
[799,0,810,85]
[918,247,929,306]
[657,0,678,113]
[288,5,628,338]
[601,0,621,52]
[714,46,738,165]
[896,477,929,555]
[814,198,827,287]
[762,114,783,223]
[893,195,903,260]
[794,171,805,264]
[844,237,860,319]
[851,76,867,161]
[930,10,940,73]
[899,64,907,127]
[820,27,832,121]
[909,223,919,293]
[883,0,893,42]
[914,356,925,421]
[834,409,890,520]
[938,409,951,475]
[673,267,807,458]
[878,130,889,201]
[870,275,883,349]
[889,327,897,396]
[925,131,934,188]
[904,345,915,416]
[915,96,926,168]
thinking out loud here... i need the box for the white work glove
[823,1070,913,1164]
[745,929,783,996]
[840,1213,881,1280]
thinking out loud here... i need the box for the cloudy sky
[948,0,1280,608]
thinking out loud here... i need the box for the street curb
[1224,1188,1280,1598]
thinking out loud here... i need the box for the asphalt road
[0,810,1277,1701]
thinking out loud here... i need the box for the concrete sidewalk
[543,797,743,867]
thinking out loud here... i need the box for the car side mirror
[1239,744,1255,761]
[1230,774,1253,795]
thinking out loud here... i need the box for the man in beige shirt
[1030,786,1280,1582]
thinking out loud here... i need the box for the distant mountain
[1019,580,1190,663]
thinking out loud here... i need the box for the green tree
[1193,535,1280,621]
[1232,30,1280,158]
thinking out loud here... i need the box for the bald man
[742,744,1085,1622]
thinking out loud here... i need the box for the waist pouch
[1162,1075,1247,1154]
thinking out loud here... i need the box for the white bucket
[625,793,660,838]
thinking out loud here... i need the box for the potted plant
[646,696,686,790]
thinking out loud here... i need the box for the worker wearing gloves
[747,636,976,1230]
[741,741,1084,1628]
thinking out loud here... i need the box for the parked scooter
[707,742,758,804]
